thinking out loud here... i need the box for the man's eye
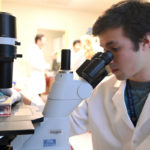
[111,48,119,51]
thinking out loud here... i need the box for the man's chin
[114,74,127,81]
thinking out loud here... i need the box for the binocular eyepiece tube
[76,51,113,88]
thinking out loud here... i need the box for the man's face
[74,42,81,52]
[38,37,46,49]
[99,27,146,81]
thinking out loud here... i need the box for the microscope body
[11,49,113,150]
[12,70,92,150]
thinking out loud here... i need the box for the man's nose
[110,59,114,64]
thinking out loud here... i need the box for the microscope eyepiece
[61,49,71,70]
[76,51,113,88]
[101,51,113,65]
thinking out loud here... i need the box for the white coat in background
[71,49,85,72]
[70,75,150,150]
[27,44,48,96]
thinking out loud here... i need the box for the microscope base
[12,116,71,150]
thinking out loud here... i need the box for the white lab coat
[70,75,150,150]
[27,44,47,96]
[71,49,85,71]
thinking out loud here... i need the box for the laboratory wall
[0,0,1,10]
[1,1,101,94]
[2,1,100,53]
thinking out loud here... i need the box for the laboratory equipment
[12,49,113,150]
[0,12,21,88]
[0,12,44,150]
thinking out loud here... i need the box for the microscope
[12,49,113,150]
[0,12,21,150]
[0,12,44,150]
[0,12,21,117]
[0,12,21,88]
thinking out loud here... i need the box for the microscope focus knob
[77,81,93,99]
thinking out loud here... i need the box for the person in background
[70,0,150,150]
[0,88,31,149]
[73,40,81,53]
[81,35,95,59]
[71,40,85,72]
[0,88,31,105]
[26,34,49,107]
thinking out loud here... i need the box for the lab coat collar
[112,80,135,130]
[132,93,150,147]
[112,79,150,146]
[136,93,150,128]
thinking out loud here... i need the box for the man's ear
[142,33,150,48]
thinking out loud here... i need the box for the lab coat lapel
[136,93,150,127]
[132,93,150,146]
[112,80,134,130]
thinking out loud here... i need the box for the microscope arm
[11,71,93,150]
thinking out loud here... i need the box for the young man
[27,34,47,96]
[71,39,85,71]
[26,34,49,107]
[70,1,150,150]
